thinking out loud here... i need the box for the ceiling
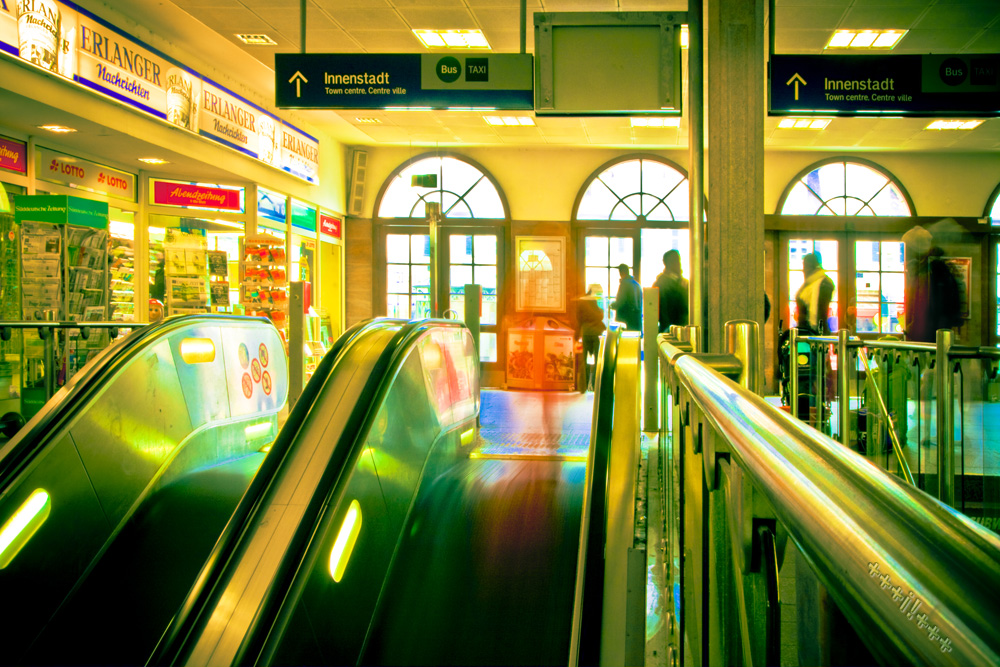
[10,0,1000,157]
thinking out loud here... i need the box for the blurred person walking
[652,249,688,333]
[902,225,961,343]
[611,263,642,331]
[575,284,606,392]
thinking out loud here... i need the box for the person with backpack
[902,225,962,342]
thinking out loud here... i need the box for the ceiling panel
[913,3,1000,30]
[350,30,424,51]
[839,5,928,29]
[396,8,479,29]
[326,8,409,31]
[899,28,986,51]
[776,6,848,30]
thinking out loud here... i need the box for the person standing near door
[575,284,606,391]
[902,225,962,343]
[795,252,835,334]
[652,249,688,333]
[612,263,643,331]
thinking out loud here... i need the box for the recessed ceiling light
[631,117,681,128]
[38,124,76,133]
[138,157,169,165]
[236,34,277,46]
[680,25,689,49]
[484,116,535,126]
[355,117,382,124]
[777,117,831,130]
[825,29,906,49]
[925,119,983,130]
[413,29,490,50]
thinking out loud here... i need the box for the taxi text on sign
[770,54,1000,116]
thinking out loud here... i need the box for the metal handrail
[662,338,1000,666]
[797,333,1000,361]
[855,346,914,485]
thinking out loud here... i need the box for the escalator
[0,314,289,664]
[2,315,627,666]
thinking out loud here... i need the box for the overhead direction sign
[770,54,999,116]
[275,54,533,110]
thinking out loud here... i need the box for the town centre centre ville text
[324,72,391,85]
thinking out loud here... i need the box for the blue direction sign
[275,54,533,109]
[770,54,999,116]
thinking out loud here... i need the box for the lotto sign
[36,147,135,201]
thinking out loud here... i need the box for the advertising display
[0,135,27,173]
[150,179,243,212]
[0,0,319,182]
[36,146,136,201]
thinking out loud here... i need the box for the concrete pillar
[705,0,765,353]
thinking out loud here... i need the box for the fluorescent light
[827,31,854,48]
[329,499,362,582]
[873,31,903,48]
[826,29,907,50]
[138,157,169,165]
[413,29,490,50]
[777,117,831,130]
[244,421,273,439]
[850,31,878,47]
[236,33,277,46]
[926,119,983,130]
[485,116,534,126]
[354,117,382,124]
[631,117,681,128]
[179,337,216,364]
[38,124,75,133]
[680,25,689,49]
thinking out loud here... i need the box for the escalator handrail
[154,318,472,667]
[148,316,405,665]
[0,314,272,490]
[662,338,1000,666]
[573,326,621,667]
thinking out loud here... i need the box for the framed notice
[515,236,565,312]
[943,257,971,320]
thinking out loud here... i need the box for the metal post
[725,320,760,393]
[687,0,705,336]
[464,283,481,357]
[644,287,660,429]
[289,282,305,407]
[520,0,526,54]
[686,324,701,353]
[299,0,306,53]
[41,325,55,400]
[789,327,799,419]
[936,328,954,506]
[427,202,441,318]
[838,330,851,448]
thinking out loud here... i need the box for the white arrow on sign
[786,73,807,101]
[289,71,308,98]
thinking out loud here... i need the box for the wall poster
[515,236,564,313]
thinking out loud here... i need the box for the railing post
[464,283,481,358]
[683,325,701,353]
[936,328,954,507]
[838,329,850,448]
[644,287,659,430]
[789,327,799,418]
[724,320,760,393]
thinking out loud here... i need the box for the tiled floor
[473,389,594,460]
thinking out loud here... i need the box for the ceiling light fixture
[354,117,382,124]
[138,157,169,165]
[631,117,681,128]
[777,117,831,130]
[37,124,76,133]
[484,116,535,126]
[925,119,983,130]
[413,29,490,50]
[680,25,689,49]
[825,29,906,50]
[236,34,277,46]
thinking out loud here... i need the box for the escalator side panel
[218,325,289,419]
[169,325,231,429]
[0,433,111,656]
[69,337,192,526]
[271,449,396,665]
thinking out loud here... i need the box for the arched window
[987,182,1000,225]
[576,157,690,222]
[377,156,506,219]
[778,158,913,216]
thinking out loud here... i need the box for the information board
[770,54,1000,116]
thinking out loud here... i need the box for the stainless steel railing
[789,328,1000,507]
[658,323,1000,667]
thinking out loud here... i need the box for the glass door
[581,231,638,329]
[853,239,905,336]
[784,238,840,332]
[442,230,502,364]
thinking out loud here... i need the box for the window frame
[775,156,916,218]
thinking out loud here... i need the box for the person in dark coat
[611,263,642,331]
[652,249,688,333]
[576,284,606,391]
[902,225,962,342]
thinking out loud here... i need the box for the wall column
[705,0,765,353]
